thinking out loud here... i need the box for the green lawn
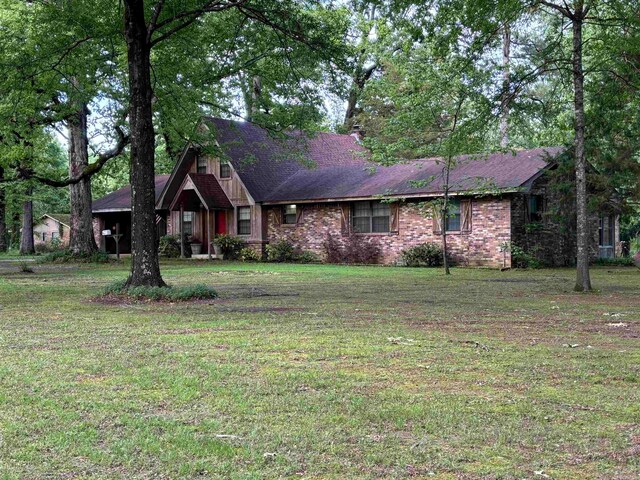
[0,260,638,479]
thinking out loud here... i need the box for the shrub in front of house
[592,257,635,267]
[214,234,245,260]
[239,247,261,262]
[401,243,444,267]
[158,235,181,258]
[296,250,320,264]
[35,238,64,254]
[102,279,217,302]
[265,239,296,262]
[39,249,110,264]
[322,233,380,264]
[510,244,541,269]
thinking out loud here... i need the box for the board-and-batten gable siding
[172,154,261,241]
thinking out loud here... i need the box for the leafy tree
[358,34,494,272]
[118,0,349,287]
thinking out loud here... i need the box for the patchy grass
[0,260,638,479]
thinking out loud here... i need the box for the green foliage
[401,243,444,267]
[158,235,181,258]
[296,250,320,264]
[322,233,380,264]
[18,261,33,273]
[510,244,541,270]
[214,234,245,260]
[39,249,110,264]
[265,239,296,263]
[103,280,217,302]
[592,257,635,267]
[34,238,63,254]
[239,247,261,262]
[524,222,544,234]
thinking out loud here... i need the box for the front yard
[0,260,638,479]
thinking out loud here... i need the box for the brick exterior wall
[92,217,105,251]
[511,175,604,266]
[267,197,513,267]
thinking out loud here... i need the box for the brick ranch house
[34,214,71,246]
[92,117,620,267]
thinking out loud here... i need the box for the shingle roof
[205,118,562,203]
[43,213,71,227]
[93,175,170,212]
[205,117,368,202]
[186,173,233,209]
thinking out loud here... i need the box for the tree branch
[15,126,129,187]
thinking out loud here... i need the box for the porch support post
[179,204,185,258]
[207,208,212,260]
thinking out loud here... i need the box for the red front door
[215,211,227,235]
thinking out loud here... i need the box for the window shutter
[390,202,400,233]
[461,200,472,233]
[296,205,305,224]
[340,203,351,235]
[524,195,530,222]
[432,209,442,235]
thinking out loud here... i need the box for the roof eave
[262,188,521,205]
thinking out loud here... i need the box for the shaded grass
[0,261,638,479]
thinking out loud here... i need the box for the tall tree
[357,35,493,273]
[120,0,347,287]
[19,185,34,255]
[0,166,6,252]
[0,0,129,255]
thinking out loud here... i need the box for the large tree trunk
[123,0,165,287]
[441,162,452,275]
[0,166,7,252]
[68,103,98,255]
[243,75,263,122]
[572,7,592,292]
[500,24,511,148]
[19,186,35,255]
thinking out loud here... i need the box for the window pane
[353,201,371,217]
[371,201,389,217]
[446,214,460,232]
[220,162,231,178]
[238,207,251,220]
[285,205,296,215]
[372,216,389,233]
[196,157,207,173]
[238,207,251,235]
[353,217,370,233]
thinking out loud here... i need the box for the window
[599,215,615,258]
[182,211,193,236]
[237,207,251,235]
[528,195,544,222]
[196,157,207,174]
[599,215,615,247]
[283,205,297,224]
[220,161,231,178]
[42,232,47,242]
[51,232,59,240]
[445,199,461,232]
[352,201,390,233]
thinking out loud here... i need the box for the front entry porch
[169,173,234,259]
